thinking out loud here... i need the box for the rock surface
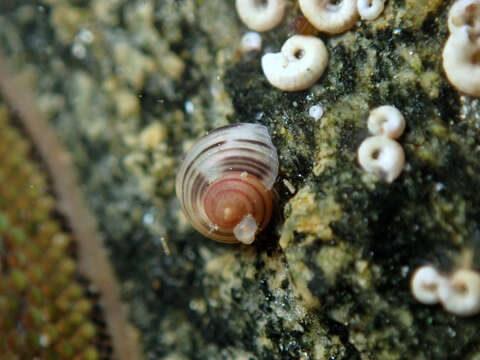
[2,0,480,359]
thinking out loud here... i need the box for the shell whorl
[176,123,279,244]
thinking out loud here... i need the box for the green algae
[0,104,100,359]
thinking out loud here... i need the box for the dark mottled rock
[2,0,480,359]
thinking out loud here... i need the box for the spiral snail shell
[176,123,279,244]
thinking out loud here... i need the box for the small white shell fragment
[367,105,406,139]
[282,179,296,194]
[438,269,480,316]
[261,35,328,91]
[357,0,385,21]
[235,0,286,32]
[410,265,444,305]
[233,214,258,244]
[357,135,405,183]
[447,0,480,35]
[443,27,480,97]
[308,104,324,121]
[299,0,358,34]
[240,31,262,53]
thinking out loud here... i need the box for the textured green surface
[0,105,100,360]
[2,0,480,359]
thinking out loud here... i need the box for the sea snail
[176,123,279,244]
[411,265,480,316]
[261,35,328,91]
[299,0,359,35]
[443,0,480,97]
[235,0,286,32]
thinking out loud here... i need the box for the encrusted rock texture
[1,0,480,359]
